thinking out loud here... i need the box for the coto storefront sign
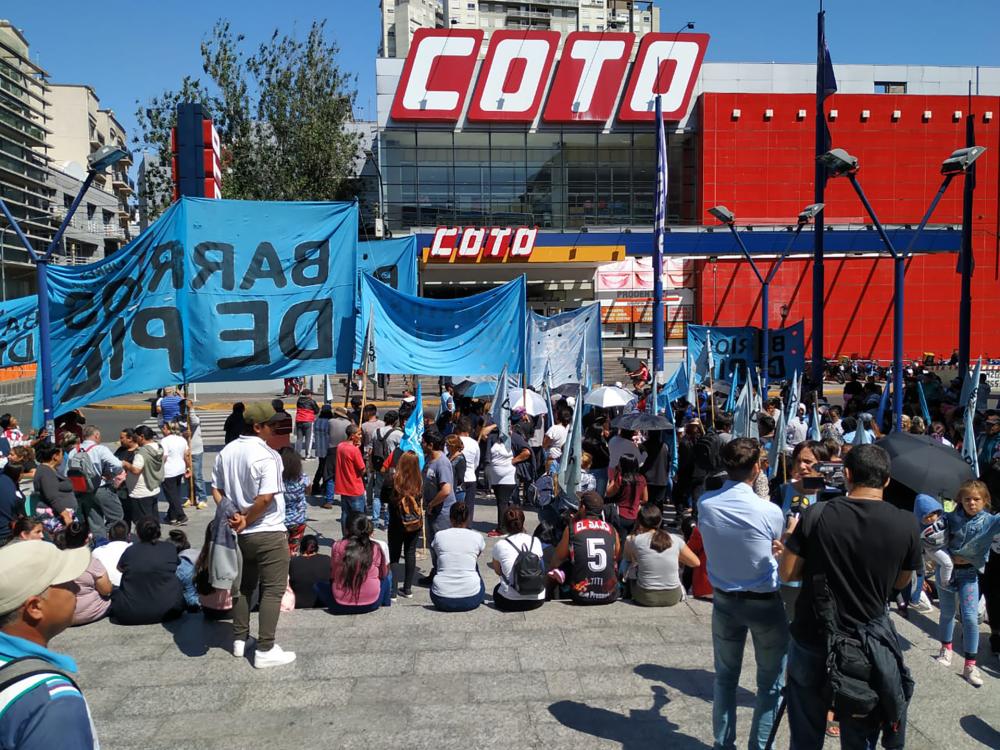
[391,29,709,124]
[427,226,538,263]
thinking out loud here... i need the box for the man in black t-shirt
[779,444,921,750]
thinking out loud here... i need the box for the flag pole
[652,93,666,378]
[812,3,829,395]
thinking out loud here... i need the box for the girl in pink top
[324,514,392,614]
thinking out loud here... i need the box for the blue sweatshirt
[946,507,1000,570]
[0,632,97,750]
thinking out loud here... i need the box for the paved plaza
[55,498,1000,750]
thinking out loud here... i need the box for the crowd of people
[0,363,998,749]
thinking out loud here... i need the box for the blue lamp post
[0,144,129,435]
[707,203,824,395]
[819,145,985,431]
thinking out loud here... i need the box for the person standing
[159,421,190,527]
[211,402,295,668]
[543,406,571,473]
[121,426,165,528]
[156,386,184,426]
[67,425,125,536]
[310,404,333,495]
[335,425,367,536]
[322,407,353,510]
[185,402,208,509]
[422,429,456,538]
[456,418,480,523]
[293,389,319,458]
[779,444,920,748]
[359,405,386,524]
[697,438,789,750]
[223,403,246,446]
[481,423,517,538]
[0,541,98,749]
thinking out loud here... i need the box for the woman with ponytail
[624,504,699,607]
[323,513,392,614]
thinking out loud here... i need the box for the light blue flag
[959,358,982,407]
[917,381,932,426]
[733,381,757,438]
[491,365,511,450]
[750,366,763,415]
[963,394,980,476]
[543,359,556,427]
[726,368,739,413]
[876,376,892,429]
[557,385,584,496]
[687,353,698,411]
[705,330,715,380]
[648,377,658,415]
[786,370,801,425]
[658,361,688,412]
[809,402,822,441]
[400,381,426,469]
[768,398,786,479]
[671,423,679,480]
[852,416,873,446]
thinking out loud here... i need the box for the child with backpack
[490,507,546,612]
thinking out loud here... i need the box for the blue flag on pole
[491,365,511,450]
[809,402,822,441]
[400,381,425,469]
[963,398,979,476]
[916,381,932,426]
[768,399,786,480]
[557,385,584,496]
[876,376,892,429]
[671,423,679,480]
[786,370,801,425]
[726,367,739,413]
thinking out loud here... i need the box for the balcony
[506,8,552,20]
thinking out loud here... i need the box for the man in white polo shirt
[211,402,295,669]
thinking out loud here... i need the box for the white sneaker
[253,644,296,669]
[963,664,984,687]
[232,639,246,658]
[934,647,953,667]
[910,593,933,614]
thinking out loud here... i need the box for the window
[875,81,907,94]
[63,194,72,209]
[582,24,589,31]
[86,203,96,220]
[467,2,475,8]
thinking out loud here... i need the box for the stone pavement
[53,500,1000,750]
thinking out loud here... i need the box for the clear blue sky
[9,0,999,164]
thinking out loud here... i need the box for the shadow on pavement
[548,686,711,749]
[162,614,234,658]
[634,663,756,706]
[960,715,1000,748]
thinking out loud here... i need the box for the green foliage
[134,20,361,220]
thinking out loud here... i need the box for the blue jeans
[938,566,981,658]
[340,494,366,532]
[191,452,206,504]
[909,571,924,605]
[710,590,789,750]
[325,477,336,503]
[786,637,882,750]
[368,472,386,526]
[430,579,485,612]
[592,467,609,498]
[314,573,392,614]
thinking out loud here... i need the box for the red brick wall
[697,92,1000,361]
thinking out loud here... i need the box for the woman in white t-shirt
[430,502,485,612]
[624,503,700,607]
[159,421,191,526]
[481,424,517,538]
[490,507,545,612]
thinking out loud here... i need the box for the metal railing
[0,374,34,406]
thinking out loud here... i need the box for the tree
[134,20,361,221]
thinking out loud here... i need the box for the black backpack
[501,538,546,595]
[693,431,724,475]
[370,427,393,470]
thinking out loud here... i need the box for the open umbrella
[611,412,674,431]
[620,356,644,373]
[509,388,548,417]
[876,431,974,500]
[553,382,589,397]
[584,385,634,409]
[455,379,497,399]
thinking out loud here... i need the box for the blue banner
[357,274,526,376]
[0,295,37,368]
[36,198,358,423]
[687,322,805,384]
[357,236,418,300]
[527,304,602,387]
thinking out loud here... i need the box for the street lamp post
[819,146,985,431]
[708,203,824,395]
[0,144,128,435]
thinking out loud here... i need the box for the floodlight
[797,203,825,223]
[941,146,987,175]
[708,205,735,225]
[87,145,129,173]
[818,148,859,177]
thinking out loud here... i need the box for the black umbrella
[611,412,674,431]
[876,432,974,501]
[553,383,588,397]
[620,357,644,372]
[452,380,476,396]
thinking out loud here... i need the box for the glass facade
[380,128,697,231]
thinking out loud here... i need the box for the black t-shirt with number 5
[786,496,921,646]
[568,517,619,605]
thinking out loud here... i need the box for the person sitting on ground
[92,521,130,588]
[193,521,234,620]
[288,535,331,609]
[0,451,29,545]
[430,502,485,612]
[110,517,185,625]
[280,448,308,555]
[53,519,112,626]
[6,515,44,544]
[624,504,700,607]
[32,442,77,527]
[0,540,98,749]
[490,507,546,612]
[168,529,200,612]
[321,513,391,614]
[549,491,620,605]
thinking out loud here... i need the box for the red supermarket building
[375,30,999,362]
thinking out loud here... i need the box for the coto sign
[391,29,709,124]
[427,227,538,263]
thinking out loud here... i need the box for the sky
[8,0,1000,173]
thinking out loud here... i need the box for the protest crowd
[0,362,998,750]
